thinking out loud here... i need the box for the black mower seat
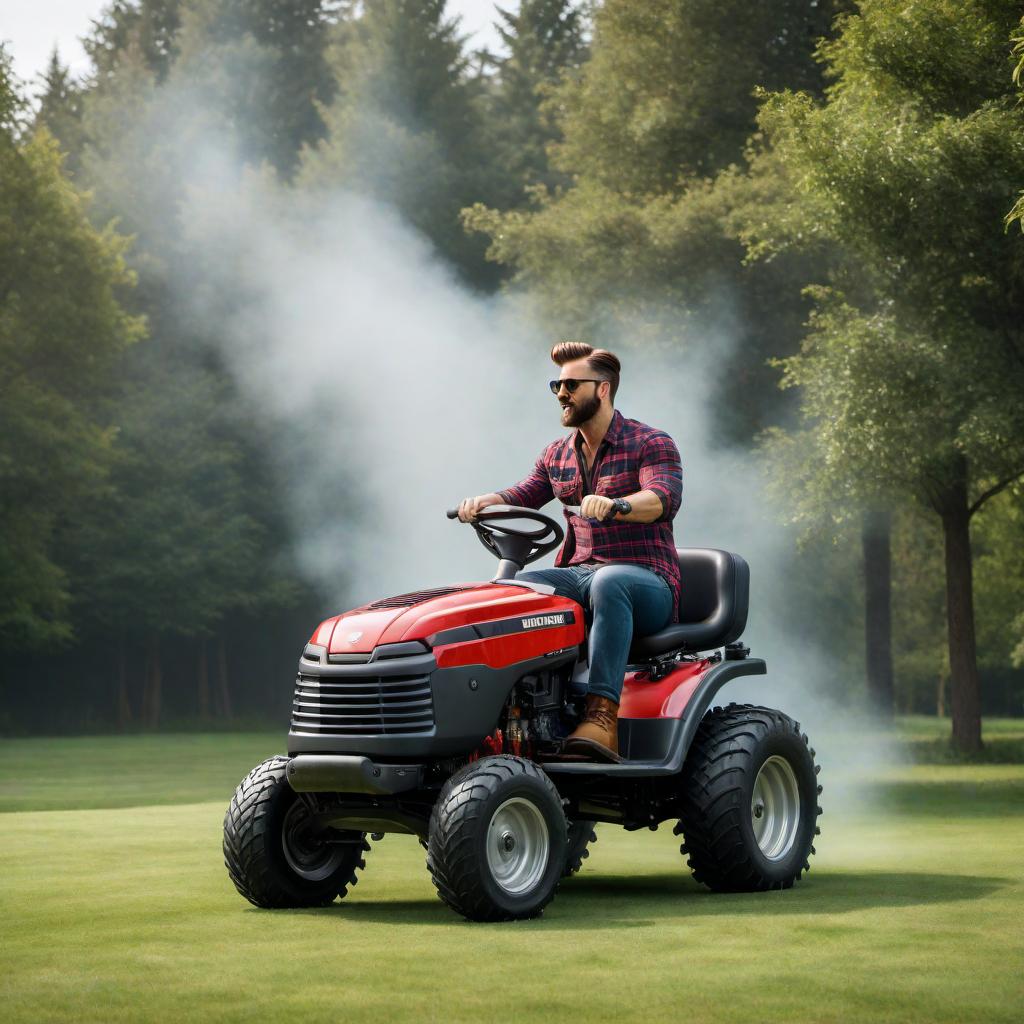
[629,548,749,659]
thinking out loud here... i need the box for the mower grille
[290,669,434,736]
[366,585,475,610]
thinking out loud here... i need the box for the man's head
[550,341,621,428]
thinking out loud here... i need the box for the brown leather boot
[561,695,621,763]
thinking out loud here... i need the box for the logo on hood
[521,614,567,630]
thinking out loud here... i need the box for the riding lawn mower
[223,505,822,921]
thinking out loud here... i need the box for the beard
[560,391,602,427]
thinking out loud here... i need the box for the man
[458,341,683,762]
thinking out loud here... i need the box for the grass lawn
[2,725,1023,1023]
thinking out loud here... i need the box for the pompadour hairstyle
[550,340,621,402]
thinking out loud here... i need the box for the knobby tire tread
[223,756,369,909]
[677,703,822,893]
[426,755,566,922]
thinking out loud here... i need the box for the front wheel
[676,704,821,892]
[223,756,369,908]
[427,756,567,921]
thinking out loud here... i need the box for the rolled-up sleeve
[638,432,682,522]
[497,451,554,510]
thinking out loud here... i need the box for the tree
[0,48,144,649]
[300,0,497,286]
[174,0,339,174]
[754,0,1024,751]
[33,50,86,172]
[85,0,184,85]
[465,0,848,438]
[548,0,851,193]
[1005,14,1024,230]
[484,0,588,205]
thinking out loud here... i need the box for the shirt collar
[575,408,623,450]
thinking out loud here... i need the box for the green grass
[0,733,281,812]
[894,716,1024,763]
[2,729,1023,1023]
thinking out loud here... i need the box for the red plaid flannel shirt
[497,410,683,619]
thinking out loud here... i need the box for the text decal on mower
[427,609,577,648]
[521,614,568,630]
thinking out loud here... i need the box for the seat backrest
[677,548,749,644]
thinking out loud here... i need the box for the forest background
[2,0,1023,754]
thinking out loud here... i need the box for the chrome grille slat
[290,663,435,736]
[292,699,433,714]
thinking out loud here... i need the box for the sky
[1,0,516,90]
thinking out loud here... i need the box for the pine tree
[176,0,338,174]
[85,0,183,84]
[301,0,496,285]
[486,0,587,204]
[33,50,86,173]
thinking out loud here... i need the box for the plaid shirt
[498,410,683,619]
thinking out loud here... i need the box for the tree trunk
[217,634,233,721]
[198,641,210,721]
[117,635,132,730]
[145,635,162,730]
[936,666,946,718]
[938,473,982,753]
[862,507,894,717]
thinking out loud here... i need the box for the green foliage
[484,0,588,205]
[32,50,86,172]
[465,0,845,437]
[0,60,144,647]
[549,0,850,192]
[974,483,1024,672]
[176,0,338,173]
[85,0,184,84]
[300,0,497,286]
[83,0,336,174]
[1005,15,1024,231]
[757,0,1024,515]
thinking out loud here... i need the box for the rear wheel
[676,704,821,892]
[563,820,597,877]
[427,755,567,921]
[223,756,369,908]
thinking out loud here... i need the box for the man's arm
[457,454,554,523]
[580,489,665,523]
[578,431,682,524]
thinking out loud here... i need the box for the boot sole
[560,738,622,764]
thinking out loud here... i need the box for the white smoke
[171,138,894,814]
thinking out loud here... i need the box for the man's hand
[580,494,616,522]
[457,493,503,523]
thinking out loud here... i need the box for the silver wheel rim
[282,800,346,881]
[486,797,550,895]
[751,755,801,861]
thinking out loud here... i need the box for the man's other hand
[457,493,502,523]
[580,494,615,522]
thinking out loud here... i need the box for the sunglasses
[549,378,606,395]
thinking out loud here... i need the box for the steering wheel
[445,505,564,570]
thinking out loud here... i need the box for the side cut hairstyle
[550,340,621,402]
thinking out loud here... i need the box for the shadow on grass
[265,870,1009,928]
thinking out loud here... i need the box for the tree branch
[968,468,1024,518]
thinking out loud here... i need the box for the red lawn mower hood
[310,581,582,659]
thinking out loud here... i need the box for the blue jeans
[516,563,673,703]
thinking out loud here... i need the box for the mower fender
[545,657,767,777]
[286,754,424,796]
